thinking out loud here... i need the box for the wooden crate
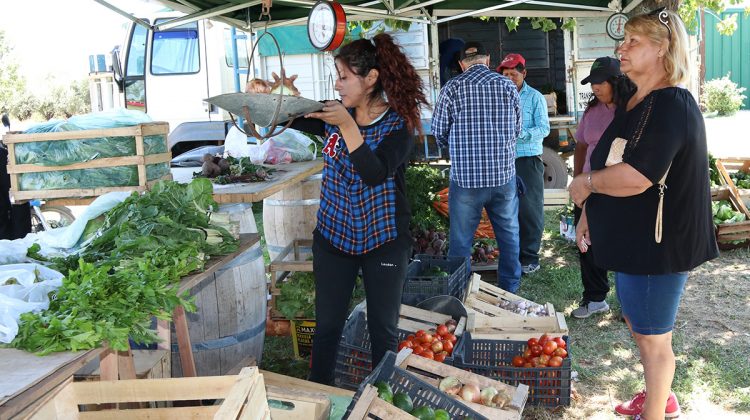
[464,274,568,340]
[712,160,750,248]
[266,385,331,420]
[543,188,569,208]
[75,349,170,380]
[25,367,270,420]
[267,239,313,320]
[394,349,528,419]
[3,122,172,201]
[347,384,417,420]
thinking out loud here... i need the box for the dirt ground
[558,248,750,420]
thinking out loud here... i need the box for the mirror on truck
[111,47,124,92]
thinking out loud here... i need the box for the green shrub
[10,92,37,121]
[701,74,747,116]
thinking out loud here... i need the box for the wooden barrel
[172,204,266,377]
[262,173,320,261]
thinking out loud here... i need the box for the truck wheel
[541,146,568,189]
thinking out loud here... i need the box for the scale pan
[204,92,324,127]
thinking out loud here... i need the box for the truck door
[123,22,149,112]
[144,19,209,127]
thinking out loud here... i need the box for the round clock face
[307,1,346,51]
[606,13,628,41]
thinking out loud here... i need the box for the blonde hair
[625,9,690,85]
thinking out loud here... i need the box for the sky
[1,0,163,95]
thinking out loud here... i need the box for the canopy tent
[94,0,647,31]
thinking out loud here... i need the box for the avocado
[373,381,393,403]
[392,392,414,413]
[411,406,436,420]
[434,409,451,420]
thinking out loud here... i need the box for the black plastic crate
[402,254,470,306]
[453,332,572,407]
[334,306,460,391]
[344,351,489,420]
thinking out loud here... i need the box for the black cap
[581,57,622,85]
[460,42,488,60]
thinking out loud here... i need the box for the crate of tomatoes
[334,303,465,391]
[453,332,571,407]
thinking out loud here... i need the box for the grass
[259,209,750,417]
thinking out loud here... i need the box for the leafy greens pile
[11,178,239,354]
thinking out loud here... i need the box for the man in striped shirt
[432,41,523,292]
[498,54,551,276]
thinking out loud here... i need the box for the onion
[493,391,510,408]
[439,376,462,395]
[459,383,481,403]
[480,387,499,407]
[445,319,458,333]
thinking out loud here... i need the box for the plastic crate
[344,351,490,420]
[402,254,470,306]
[453,332,571,407]
[334,305,462,391]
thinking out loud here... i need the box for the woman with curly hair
[292,33,429,385]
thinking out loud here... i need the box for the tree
[637,0,747,36]
[0,30,28,114]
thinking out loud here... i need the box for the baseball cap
[581,57,622,85]
[460,42,488,60]
[497,53,526,71]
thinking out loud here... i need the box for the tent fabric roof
[142,0,643,29]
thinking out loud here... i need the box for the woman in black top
[568,10,718,420]
[291,34,428,385]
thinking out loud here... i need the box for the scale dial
[307,1,347,52]
[606,13,628,41]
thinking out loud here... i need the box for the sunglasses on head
[649,7,672,40]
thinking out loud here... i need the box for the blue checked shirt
[516,82,551,157]
[317,110,403,255]
[432,64,521,188]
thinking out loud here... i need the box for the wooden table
[0,234,261,419]
[41,159,323,206]
[170,159,323,204]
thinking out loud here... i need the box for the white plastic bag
[0,263,64,343]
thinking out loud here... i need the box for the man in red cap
[498,53,550,275]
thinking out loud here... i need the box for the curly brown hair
[335,33,429,135]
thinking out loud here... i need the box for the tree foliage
[0,30,27,114]
[678,0,746,35]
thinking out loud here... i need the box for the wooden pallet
[463,274,568,340]
[25,367,270,420]
[543,188,569,208]
[3,122,171,201]
[394,349,528,419]
[715,159,750,218]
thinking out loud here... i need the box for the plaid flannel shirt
[432,64,521,188]
[316,110,403,255]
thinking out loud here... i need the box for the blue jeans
[448,178,521,292]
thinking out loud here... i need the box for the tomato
[412,345,425,355]
[527,337,539,348]
[523,362,534,368]
[548,356,563,368]
[442,340,454,355]
[512,356,525,367]
[530,345,543,357]
[539,354,550,366]
[432,336,442,344]
[431,341,444,354]
[542,341,558,356]
[398,340,413,351]
[420,349,435,360]
[530,356,541,366]
[436,324,449,337]
[553,337,566,349]
[538,334,550,346]
[415,330,426,338]
[421,333,434,344]
[434,352,447,363]
[553,348,568,358]
[522,348,532,359]
[444,333,457,344]
[407,334,416,341]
